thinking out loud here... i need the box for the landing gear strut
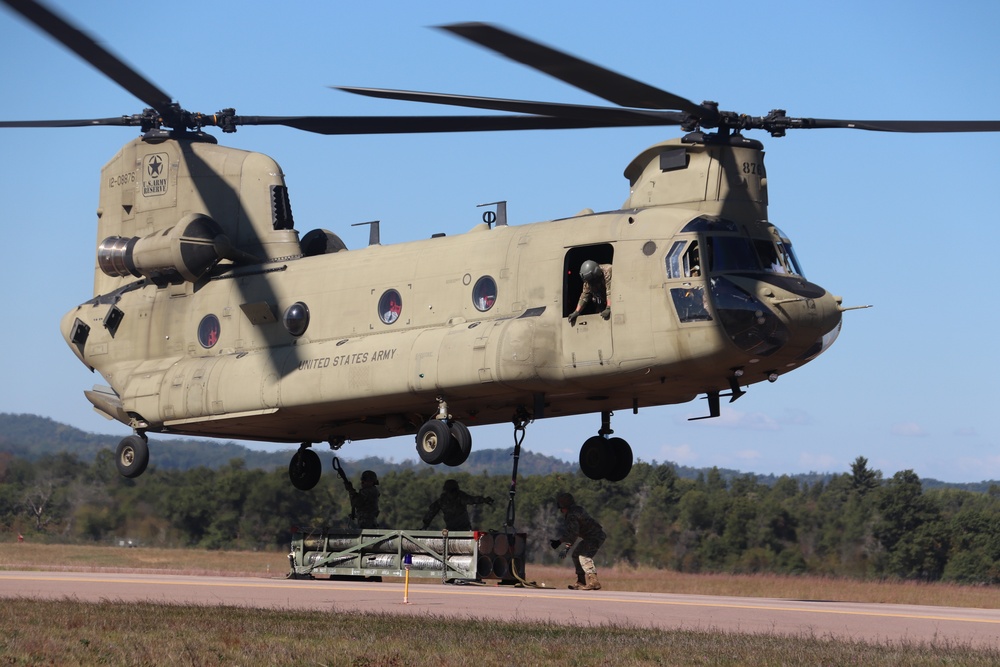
[578,410,633,482]
[415,396,472,467]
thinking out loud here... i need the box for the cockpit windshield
[678,217,805,277]
[773,227,804,276]
[706,234,804,277]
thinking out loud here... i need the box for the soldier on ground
[551,491,606,590]
[342,469,380,529]
[421,479,494,531]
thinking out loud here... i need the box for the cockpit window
[777,241,804,276]
[706,235,804,276]
[773,226,805,277]
[754,239,786,274]
[680,216,741,233]
[666,240,703,279]
[665,241,685,278]
[706,236,759,272]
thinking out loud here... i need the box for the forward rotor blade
[2,0,174,112]
[336,87,687,127]
[233,114,623,135]
[0,117,140,128]
[791,118,1000,133]
[439,22,708,118]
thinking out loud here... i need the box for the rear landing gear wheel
[605,437,633,482]
[579,435,633,481]
[288,447,322,491]
[416,420,452,464]
[579,435,608,480]
[444,421,472,467]
[115,434,149,479]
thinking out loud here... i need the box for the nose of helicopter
[761,285,843,361]
[709,275,842,364]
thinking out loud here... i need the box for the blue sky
[1,1,998,483]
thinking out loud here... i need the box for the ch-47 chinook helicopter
[4,0,999,491]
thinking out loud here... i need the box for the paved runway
[2,570,998,648]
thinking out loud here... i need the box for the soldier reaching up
[422,479,493,531]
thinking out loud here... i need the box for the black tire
[115,435,149,479]
[288,448,322,491]
[578,435,608,480]
[416,420,453,465]
[444,421,472,467]
[604,437,634,482]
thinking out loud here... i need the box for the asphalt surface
[2,570,998,648]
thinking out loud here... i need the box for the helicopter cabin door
[562,244,614,370]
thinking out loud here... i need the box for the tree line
[1,449,998,584]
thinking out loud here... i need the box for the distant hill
[0,413,575,477]
[1,413,996,491]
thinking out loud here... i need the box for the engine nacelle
[98,214,224,283]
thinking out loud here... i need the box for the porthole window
[198,314,220,349]
[282,302,310,337]
[473,276,497,312]
[379,289,402,324]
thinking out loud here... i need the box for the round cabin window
[198,314,220,349]
[472,276,497,312]
[379,289,402,324]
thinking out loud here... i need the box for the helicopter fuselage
[60,133,842,477]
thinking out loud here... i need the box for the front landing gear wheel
[579,435,633,481]
[579,435,608,480]
[115,434,149,479]
[416,420,453,464]
[605,437,633,482]
[288,447,322,491]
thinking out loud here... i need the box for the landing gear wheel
[444,421,472,467]
[115,434,149,479]
[416,420,453,465]
[604,437,633,482]
[288,448,322,491]
[579,435,609,480]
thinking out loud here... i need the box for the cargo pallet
[288,528,527,583]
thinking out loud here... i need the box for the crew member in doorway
[551,492,606,590]
[343,469,381,529]
[422,479,494,531]
[568,260,612,325]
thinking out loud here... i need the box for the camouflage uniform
[350,485,380,529]
[557,500,606,588]
[422,483,492,531]
[576,263,612,313]
[344,470,380,529]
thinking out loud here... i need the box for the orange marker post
[403,553,412,604]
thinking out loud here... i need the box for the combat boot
[567,576,586,590]
[580,572,601,590]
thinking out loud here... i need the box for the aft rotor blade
[439,22,708,118]
[2,0,174,112]
[336,87,687,127]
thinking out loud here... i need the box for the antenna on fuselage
[477,201,507,228]
[351,220,381,246]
